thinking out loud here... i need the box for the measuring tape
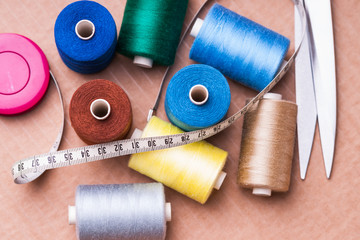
[11,0,306,184]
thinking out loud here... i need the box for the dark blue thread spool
[54,1,117,74]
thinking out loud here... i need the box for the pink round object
[0,33,49,115]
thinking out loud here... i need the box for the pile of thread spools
[1,0,299,239]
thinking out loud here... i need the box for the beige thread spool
[237,93,297,196]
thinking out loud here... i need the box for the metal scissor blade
[295,3,317,180]
[305,0,337,179]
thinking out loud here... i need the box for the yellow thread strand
[238,99,297,193]
[129,116,227,204]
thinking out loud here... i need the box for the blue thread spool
[165,64,231,131]
[54,1,117,74]
[189,4,290,91]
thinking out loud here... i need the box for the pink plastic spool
[0,33,49,115]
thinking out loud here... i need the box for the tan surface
[0,0,359,239]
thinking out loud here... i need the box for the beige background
[0,0,359,239]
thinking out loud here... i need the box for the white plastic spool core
[68,205,76,225]
[165,202,172,222]
[214,171,227,190]
[251,92,282,197]
[75,20,95,40]
[90,99,111,120]
[190,18,204,38]
[134,56,153,68]
[189,84,209,105]
[252,188,272,197]
[263,93,282,100]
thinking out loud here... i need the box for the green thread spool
[117,0,188,68]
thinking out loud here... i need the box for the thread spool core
[68,205,76,225]
[165,202,172,222]
[263,93,282,100]
[190,18,204,38]
[90,99,111,120]
[134,56,153,68]
[75,20,95,40]
[214,171,227,190]
[252,188,272,197]
[189,85,209,105]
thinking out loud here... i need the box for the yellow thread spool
[129,116,228,204]
[237,93,297,196]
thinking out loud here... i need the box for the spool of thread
[0,33,49,115]
[129,116,228,204]
[117,0,188,68]
[165,64,231,131]
[54,1,117,74]
[189,4,290,91]
[69,79,132,144]
[68,183,171,240]
[237,93,297,196]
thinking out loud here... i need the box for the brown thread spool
[70,79,132,144]
[237,93,297,196]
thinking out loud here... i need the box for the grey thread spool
[68,183,171,240]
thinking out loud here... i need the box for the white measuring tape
[13,70,66,184]
[11,0,307,184]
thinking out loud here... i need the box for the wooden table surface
[0,0,359,239]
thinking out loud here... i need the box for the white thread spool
[189,84,209,105]
[90,99,111,120]
[251,92,282,197]
[133,56,154,68]
[68,183,170,240]
[75,20,95,40]
[130,128,227,190]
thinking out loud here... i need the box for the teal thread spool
[117,0,188,68]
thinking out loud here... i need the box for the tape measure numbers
[11,0,306,184]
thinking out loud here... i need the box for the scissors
[294,0,336,179]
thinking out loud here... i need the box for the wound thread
[238,95,297,194]
[54,1,117,74]
[70,183,168,240]
[69,79,132,144]
[129,116,228,204]
[117,0,188,67]
[165,64,231,131]
[189,3,290,91]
